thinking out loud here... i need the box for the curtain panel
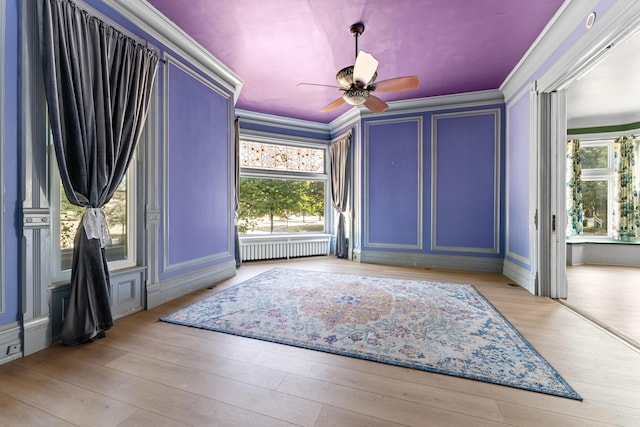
[39,0,159,344]
[234,118,242,267]
[614,135,639,240]
[566,138,583,236]
[330,131,352,258]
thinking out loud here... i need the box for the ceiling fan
[300,23,420,114]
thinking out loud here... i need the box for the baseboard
[147,259,237,308]
[359,250,504,273]
[23,315,51,356]
[0,322,22,365]
[503,258,535,294]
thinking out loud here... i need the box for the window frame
[49,143,138,283]
[568,135,640,242]
[579,140,614,238]
[238,132,331,237]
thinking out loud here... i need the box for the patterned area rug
[160,268,581,400]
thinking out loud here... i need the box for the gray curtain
[234,118,242,267]
[330,131,352,258]
[39,0,159,345]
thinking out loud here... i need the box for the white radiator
[240,236,331,261]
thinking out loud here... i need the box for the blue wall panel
[506,95,531,262]
[432,111,499,253]
[1,0,20,324]
[365,118,422,248]
[165,62,230,270]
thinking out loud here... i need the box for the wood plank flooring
[565,265,640,349]
[1,257,639,426]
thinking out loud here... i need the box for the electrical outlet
[7,344,20,355]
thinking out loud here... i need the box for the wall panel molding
[431,109,501,254]
[364,117,423,250]
[162,54,234,273]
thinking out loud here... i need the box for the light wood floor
[1,257,639,426]
[565,264,640,349]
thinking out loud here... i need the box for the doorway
[537,9,640,349]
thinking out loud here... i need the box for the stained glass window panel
[240,141,324,173]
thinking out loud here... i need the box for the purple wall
[164,63,231,270]
[433,112,498,251]
[506,95,530,263]
[366,119,421,246]
[1,0,20,325]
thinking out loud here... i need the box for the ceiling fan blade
[320,97,346,112]
[353,51,379,87]
[297,82,339,89]
[363,94,388,113]
[373,76,420,92]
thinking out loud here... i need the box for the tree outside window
[238,139,327,235]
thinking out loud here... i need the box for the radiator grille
[240,237,330,261]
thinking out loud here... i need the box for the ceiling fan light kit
[311,22,420,114]
[343,87,369,105]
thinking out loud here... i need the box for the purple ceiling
[147,0,564,123]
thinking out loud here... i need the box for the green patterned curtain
[566,138,583,236]
[614,135,639,240]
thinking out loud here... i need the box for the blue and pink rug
[160,268,581,400]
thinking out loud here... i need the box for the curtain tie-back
[82,207,111,248]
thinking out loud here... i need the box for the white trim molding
[236,109,331,136]
[359,250,504,273]
[0,322,22,365]
[503,258,535,294]
[147,260,236,309]
[329,90,504,132]
[431,109,501,255]
[536,1,640,94]
[363,116,424,250]
[103,0,243,102]
[501,0,600,101]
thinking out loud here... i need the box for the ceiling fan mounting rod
[350,22,365,59]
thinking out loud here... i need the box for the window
[567,137,639,240]
[49,143,137,282]
[579,141,614,237]
[239,139,328,235]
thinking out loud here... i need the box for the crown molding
[103,0,243,102]
[235,109,331,135]
[329,107,362,132]
[500,0,599,101]
[381,89,504,115]
[238,90,504,136]
[332,90,504,130]
[536,0,640,93]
